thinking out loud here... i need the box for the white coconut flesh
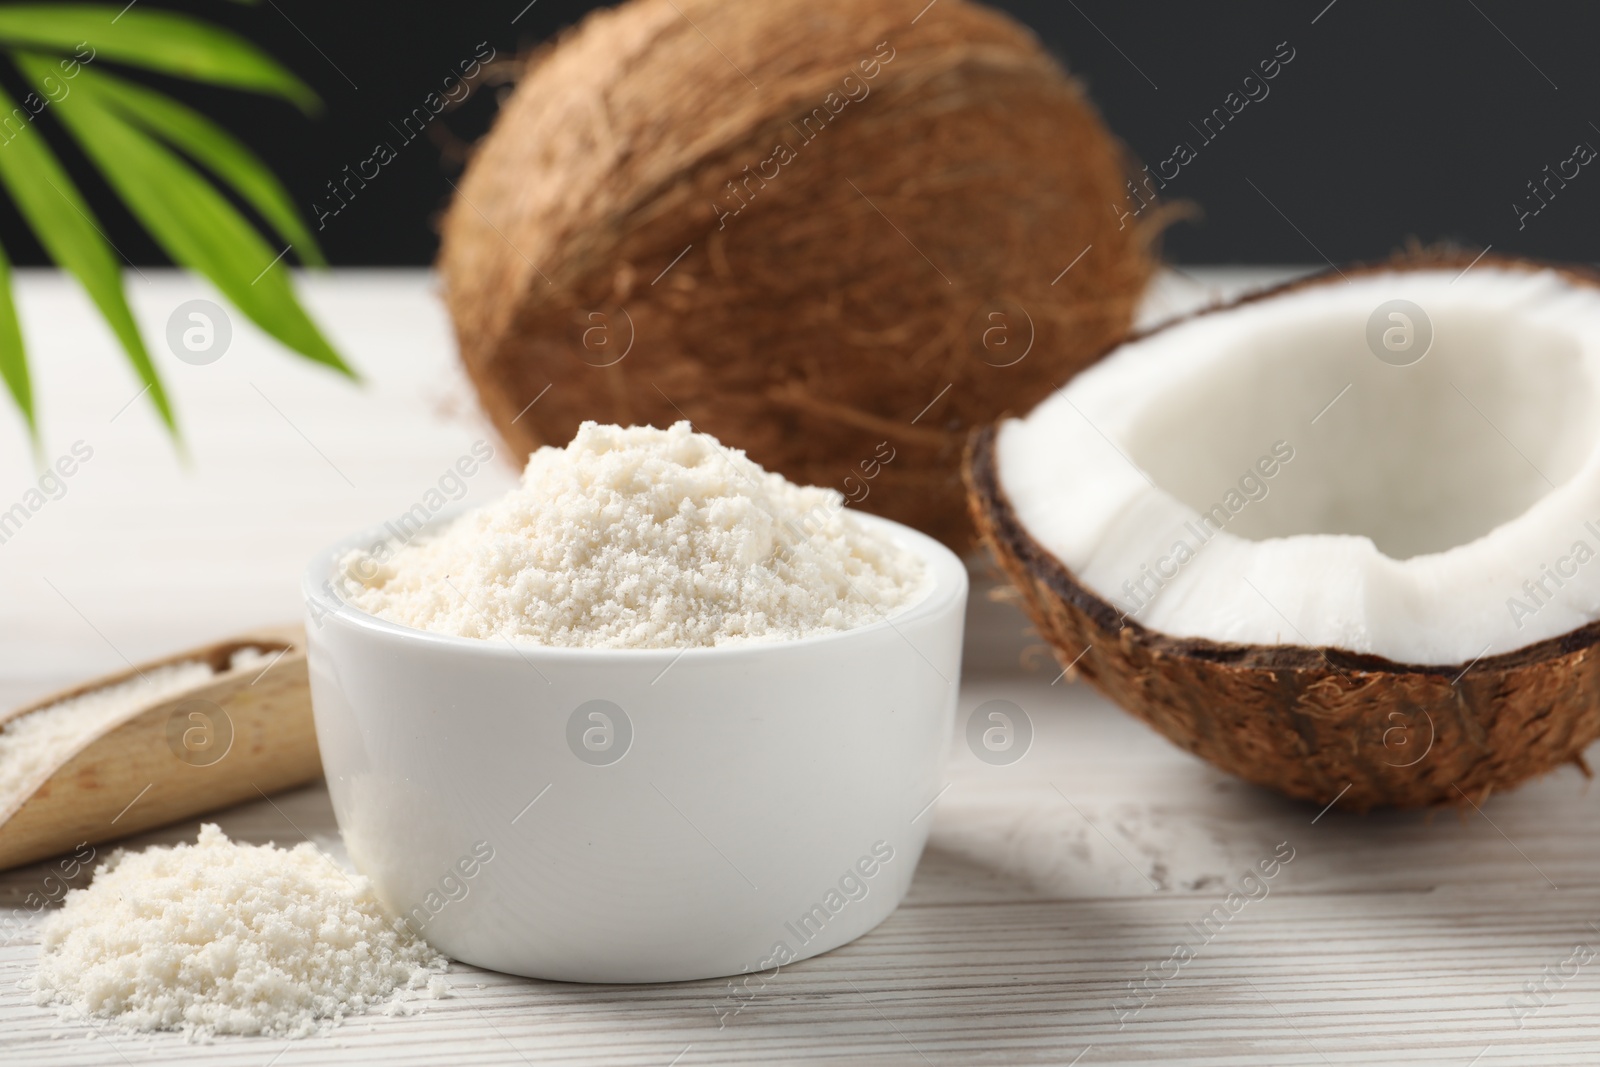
[996,266,1600,666]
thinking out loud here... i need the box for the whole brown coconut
[967,253,1600,811]
[438,0,1156,548]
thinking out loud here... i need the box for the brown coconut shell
[437,0,1157,549]
[965,252,1600,811]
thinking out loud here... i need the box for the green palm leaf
[0,80,175,433]
[0,2,345,439]
[0,239,32,442]
[72,65,326,267]
[27,54,352,378]
[0,5,316,112]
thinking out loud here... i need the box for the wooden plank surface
[6,268,1598,1065]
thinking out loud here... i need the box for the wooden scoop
[0,625,319,872]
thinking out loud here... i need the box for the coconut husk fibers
[966,251,1600,811]
[437,0,1156,549]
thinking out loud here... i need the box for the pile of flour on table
[30,824,446,1039]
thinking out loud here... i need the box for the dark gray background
[3,0,1594,266]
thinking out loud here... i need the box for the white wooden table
[3,269,1595,1065]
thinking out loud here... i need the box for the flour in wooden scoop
[0,648,268,810]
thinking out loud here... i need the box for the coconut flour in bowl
[338,421,928,648]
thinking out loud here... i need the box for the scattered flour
[340,421,927,648]
[30,824,446,1039]
[0,647,271,808]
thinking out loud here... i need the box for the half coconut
[968,253,1600,810]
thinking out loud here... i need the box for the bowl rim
[302,506,968,662]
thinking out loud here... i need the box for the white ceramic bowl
[302,511,967,983]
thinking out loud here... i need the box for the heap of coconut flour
[341,421,928,647]
[29,825,446,1039]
